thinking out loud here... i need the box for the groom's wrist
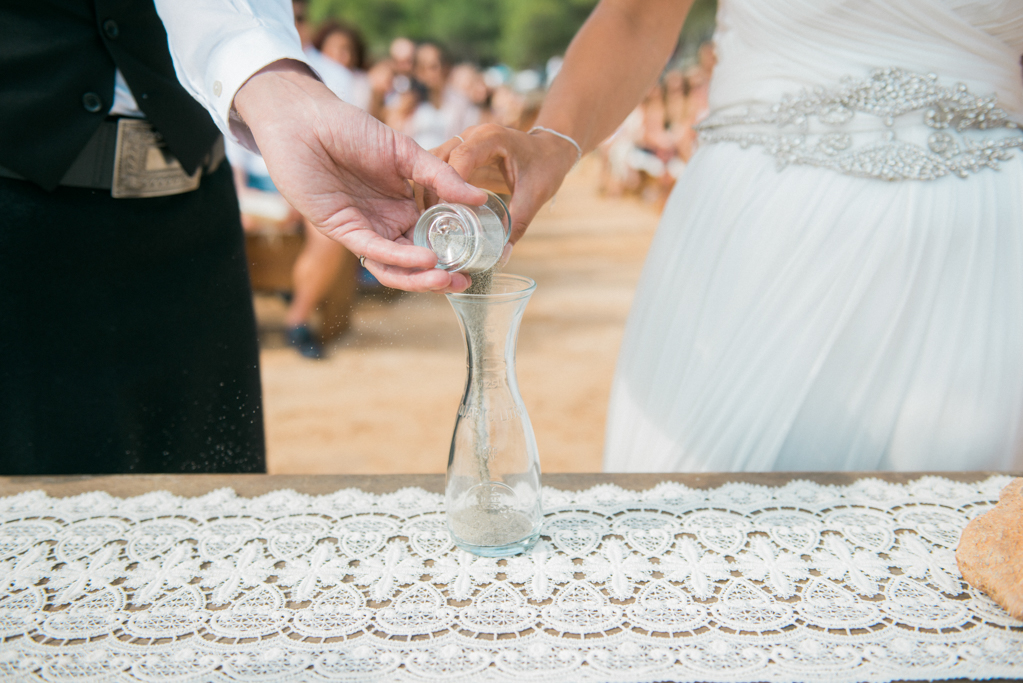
[233,59,325,130]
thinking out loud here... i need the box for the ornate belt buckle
[111,118,201,198]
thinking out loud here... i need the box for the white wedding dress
[604,0,1023,472]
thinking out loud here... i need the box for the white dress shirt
[151,0,308,149]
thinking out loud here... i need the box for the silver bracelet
[528,126,583,165]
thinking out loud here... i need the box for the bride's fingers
[467,164,511,194]
[447,125,517,184]
[430,137,462,163]
[497,242,514,268]
[506,180,548,244]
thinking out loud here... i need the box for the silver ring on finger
[455,135,465,143]
[359,255,367,268]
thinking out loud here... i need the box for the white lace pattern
[1,476,1021,682]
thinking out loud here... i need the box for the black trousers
[0,164,266,474]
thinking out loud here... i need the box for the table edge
[0,471,1018,498]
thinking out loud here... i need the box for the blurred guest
[385,80,424,139]
[450,63,489,110]
[292,0,314,46]
[599,84,680,204]
[290,0,352,101]
[227,137,348,360]
[315,21,371,111]
[663,70,687,132]
[684,41,717,125]
[386,37,416,107]
[405,42,479,150]
[490,85,525,130]
[664,69,698,163]
[366,59,395,122]
[228,139,299,232]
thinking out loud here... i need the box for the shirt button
[103,19,119,39]
[213,80,223,97]
[82,92,103,113]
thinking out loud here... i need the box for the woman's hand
[431,124,580,244]
[233,60,487,293]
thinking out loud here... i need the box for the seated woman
[226,138,349,360]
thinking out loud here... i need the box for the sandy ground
[257,160,661,474]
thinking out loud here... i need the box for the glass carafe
[444,274,541,557]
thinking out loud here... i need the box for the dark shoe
[286,324,323,359]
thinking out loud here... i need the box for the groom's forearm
[536,0,693,154]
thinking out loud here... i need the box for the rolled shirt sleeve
[152,0,307,148]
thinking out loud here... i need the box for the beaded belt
[696,68,1023,182]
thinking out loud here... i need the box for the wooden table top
[1,471,1016,498]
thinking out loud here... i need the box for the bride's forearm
[535,0,694,154]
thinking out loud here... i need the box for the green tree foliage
[309,0,716,70]
[310,0,503,64]
[499,0,597,69]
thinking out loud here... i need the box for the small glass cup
[413,191,511,274]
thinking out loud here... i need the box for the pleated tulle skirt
[603,143,1023,472]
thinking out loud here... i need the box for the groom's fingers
[363,258,462,292]
[334,226,438,271]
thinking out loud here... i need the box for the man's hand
[233,60,487,292]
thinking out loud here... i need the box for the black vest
[0,0,220,190]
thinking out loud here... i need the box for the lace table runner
[1,477,1020,683]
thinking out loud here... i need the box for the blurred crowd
[230,0,714,359]
[597,41,716,208]
[292,3,548,152]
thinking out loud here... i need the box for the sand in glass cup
[413,191,510,274]
[444,274,541,557]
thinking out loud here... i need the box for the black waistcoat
[0,0,220,190]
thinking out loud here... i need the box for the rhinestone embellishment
[696,68,1023,181]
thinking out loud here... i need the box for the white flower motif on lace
[199,543,276,605]
[123,544,201,604]
[505,541,575,600]
[349,541,424,601]
[275,543,351,602]
[812,536,889,596]
[0,545,51,592]
[582,539,654,600]
[734,537,810,598]
[48,544,125,604]
[887,533,961,595]
[656,538,730,598]
[429,550,499,601]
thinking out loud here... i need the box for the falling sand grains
[463,267,494,486]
